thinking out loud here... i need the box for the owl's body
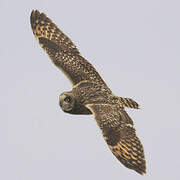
[30,10,146,175]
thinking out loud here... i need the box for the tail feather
[118,97,139,109]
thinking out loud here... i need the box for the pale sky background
[1,0,180,179]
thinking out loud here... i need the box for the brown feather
[30,10,107,86]
[118,97,140,109]
[86,104,146,175]
[30,10,146,175]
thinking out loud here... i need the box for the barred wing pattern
[30,10,146,175]
[30,10,80,55]
[86,104,146,175]
[30,10,106,86]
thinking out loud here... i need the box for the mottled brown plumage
[30,10,146,175]
[30,10,107,86]
[86,104,145,174]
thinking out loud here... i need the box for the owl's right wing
[86,104,146,175]
[30,10,106,86]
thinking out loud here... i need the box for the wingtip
[30,9,40,17]
[136,168,146,175]
[30,9,38,21]
[30,9,39,29]
[30,9,47,29]
[134,161,146,175]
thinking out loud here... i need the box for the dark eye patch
[64,96,71,103]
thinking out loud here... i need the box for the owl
[30,10,146,175]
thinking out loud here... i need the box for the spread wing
[30,10,106,86]
[86,104,146,175]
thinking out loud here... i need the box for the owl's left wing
[86,104,146,175]
[30,10,106,86]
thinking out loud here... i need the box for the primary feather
[30,10,146,175]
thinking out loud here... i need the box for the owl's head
[59,92,76,113]
[59,91,92,115]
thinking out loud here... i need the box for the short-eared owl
[30,10,146,175]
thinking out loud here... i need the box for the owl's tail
[118,97,139,109]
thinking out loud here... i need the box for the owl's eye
[64,96,71,103]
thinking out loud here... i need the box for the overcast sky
[1,0,180,179]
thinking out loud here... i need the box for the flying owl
[30,10,146,175]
